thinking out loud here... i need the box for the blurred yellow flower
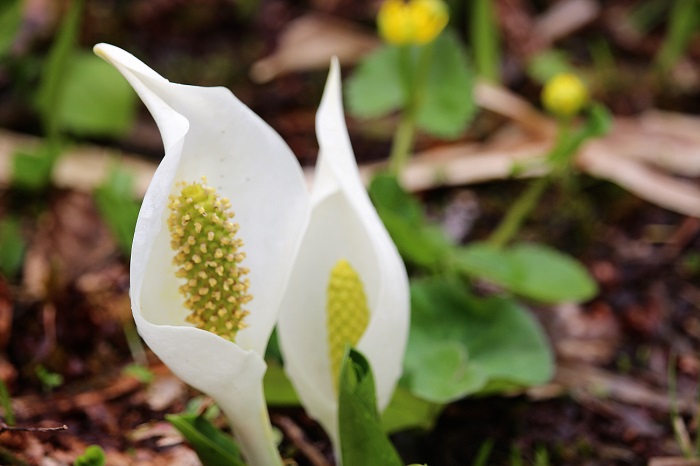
[377,0,449,45]
[541,73,589,118]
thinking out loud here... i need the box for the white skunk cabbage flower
[278,59,410,453]
[94,43,309,466]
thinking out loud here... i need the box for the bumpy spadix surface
[326,259,369,389]
[168,178,251,341]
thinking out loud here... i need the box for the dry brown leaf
[474,81,555,138]
[555,360,696,414]
[7,373,141,419]
[145,376,186,412]
[649,459,700,466]
[579,141,700,217]
[550,302,621,365]
[533,0,600,44]
[249,13,379,84]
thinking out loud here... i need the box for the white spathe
[278,59,410,452]
[94,43,310,466]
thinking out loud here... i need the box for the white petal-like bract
[95,43,309,466]
[278,59,410,451]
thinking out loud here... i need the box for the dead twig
[0,421,67,435]
[6,372,142,419]
[272,415,331,466]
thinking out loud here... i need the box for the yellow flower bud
[541,73,589,118]
[408,0,449,45]
[377,0,449,46]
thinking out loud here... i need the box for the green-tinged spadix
[95,43,310,466]
[168,178,251,341]
[326,259,370,390]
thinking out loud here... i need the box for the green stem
[694,364,700,456]
[388,44,433,175]
[488,119,576,248]
[488,174,551,249]
[123,321,148,366]
[388,111,417,175]
[0,378,15,426]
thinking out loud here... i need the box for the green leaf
[167,413,246,466]
[453,242,598,303]
[369,173,453,268]
[0,216,25,278]
[0,0,22,60]
[403,278,553,403]
[581,103,612,138]
[12,145,56,190]
[416,30,476,139]
[122,363,154,384]
[34,0,84,137]
[56,51,137,137]
[471,0,501,82]
[74,445,106,466]
[93,165,140,256]
[381,385,442,433]
[404,341,487,403]
[339,348,403,466]
[527,50,575,84]
[346,45,405,119]
[656,0,700,73]
[35,365,63,392]
[548,102,611,167]
[263,362,300,406]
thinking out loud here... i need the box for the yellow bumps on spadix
[167,178,252,342]
[326,259,370,390]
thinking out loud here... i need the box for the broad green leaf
[93,165,140,256]
[508,244,597,302]
[381,385,442,433]
[56,51,137,137]
[167,413,246,466]
[74,445,106,466]
[0,216,24,278]
[416,30,476,139]
[0,0,22,60]
[403,278,553,403]
[339,348,403,466]
[403,341,486,403]
[346,45,405,119]
[369,173,453,268]
[453,242,598,303]
[263,362,300,406]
